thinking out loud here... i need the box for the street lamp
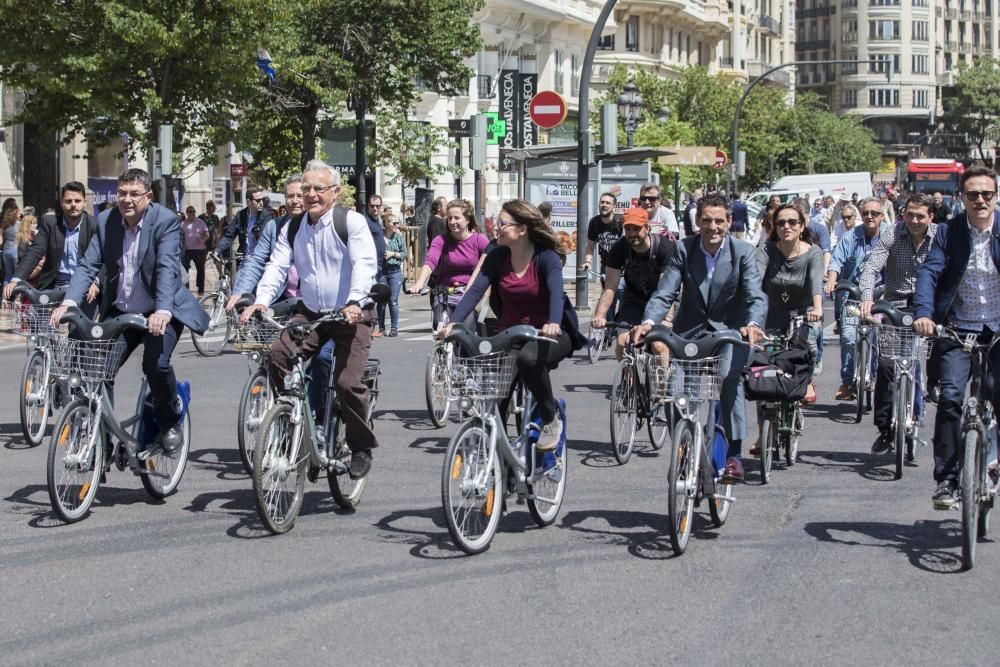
[618,81,643,148]
[656,106,671,125]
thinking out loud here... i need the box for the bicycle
[423,284,465,428]
[838,281,878,423]
[190,252,244,356]
[645,325,742,556]
[440,324,568,555]
[872,302,931,480]
[934,326,1000,570]
[607,322,672,464]
[232,296,299,475]
[46,307,192,523]
[6,284,70,447]
[586,269,620,364]
[252,286,387,534]
[756,315,808,485]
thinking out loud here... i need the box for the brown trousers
[268,310,377,451]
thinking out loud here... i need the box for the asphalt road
[0,297,995,665]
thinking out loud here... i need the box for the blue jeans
[307,339,335,417]
[840,320,878,386]
[377,268,403,331]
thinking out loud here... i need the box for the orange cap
[623,207,649,227]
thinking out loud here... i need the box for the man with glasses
[914,166,1000,508]
[638,183,678,238]
[825,197,892,401]
[364,194,388,285]
[215,186,274,261]
[49,168,210,452]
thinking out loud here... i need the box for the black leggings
[515,332,573,423]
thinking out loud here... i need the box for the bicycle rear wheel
[19,348,49,447]
[759,416,774,484]
[961,430,980,570]
[647,401,671,451]
[424,343,452,428]
[894,375,911,480]
[441,419,502,554]
[785,405,802,466]
[709,427,734,528]
[191,293,231,357]
[237,368,271,475]
[329,398,374,509]
[854,339,870,424]
[610,363,638,464]
[140,407,191,499]
[527,404,568,527]
[667,419,697,555]
[47,399,103,523]
[253,402,308,534]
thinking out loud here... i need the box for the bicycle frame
[673,392,731,508]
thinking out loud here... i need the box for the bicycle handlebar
[444,323,552,356]
[59,306,147,340]
[9,283,66,305]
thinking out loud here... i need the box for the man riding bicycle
[859,193,938,457]
[49,168,210,452]
[631,193,765,481]
[913,166,1000,509]
[241,160,379,480]
[592,207,675,359]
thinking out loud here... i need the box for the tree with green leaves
[942,56,1000,165]
[370,111,458,189]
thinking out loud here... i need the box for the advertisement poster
[89,177,119,215]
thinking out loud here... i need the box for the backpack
[286,205,350,250]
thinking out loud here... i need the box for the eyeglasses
[368,203,383,209]
[496,218,521,229]
[117,190,148,200]
[964,190,996,202]
[250,197,265,204]
[299,185,334,195]
[861,210,882,218]
[639,195,660,202]
[775,218,801,227]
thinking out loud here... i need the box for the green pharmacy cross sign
[483,112,506,146]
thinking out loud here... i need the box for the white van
[746,172,874,210]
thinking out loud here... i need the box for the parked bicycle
[872,302,930,480]
[46,307,192,523]
[191,252,244,356]
[440,324,568,555]
[251,285,388,534]
[7,284,69,447]
[645,325,742,556]
[934,325,1000,570]
[608,322,672,464]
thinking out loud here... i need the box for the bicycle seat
[871,301,915,327]
[644,326,742,359]
[269,297,301,319]
[59,306,147,340]
[10,283,66,305]
[445,323,543,355]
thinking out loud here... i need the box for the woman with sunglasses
[757,203,824,403]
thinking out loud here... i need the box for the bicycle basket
[233,316,287,351]
[661,355,724,403]
[644,353,672,401]
[447,351,516,401]
[50,337,129,383]
[877,325,931,361]
[9,300,59,337]
[841,299,861,327]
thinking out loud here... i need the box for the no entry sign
[528,91,568,129]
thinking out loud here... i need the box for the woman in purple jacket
[439,200,585,451]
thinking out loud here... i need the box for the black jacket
[215,206,274,257]
[14,212,100,290]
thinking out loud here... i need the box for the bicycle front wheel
[191,293,231,357]
[610,363,638,464]
[253,402,308,534]
[854,339,870,424]
[667,419,698,555]
[961,430,980,570]
[237,368,271,475]
[894,375,911,480]
[785,405,802,467]
[759,416,774,485]
[47,399,103,523]
[587,323,604,364]
[424,344,452,428]
[140,407,191,499]
[441,419,502,555]
[20,348,50,447]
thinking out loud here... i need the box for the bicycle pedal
[708,493,736,504]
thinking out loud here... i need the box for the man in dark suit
[633,193,766,481]
[914,165,1000,509]
[50,169,210,452]
[214,186,273,260]
[3,182,100,313]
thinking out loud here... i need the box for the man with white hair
[242,160,380,479]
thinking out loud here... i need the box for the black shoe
[871,433,892,455]
[925,383,940,405]
[932,480,959,510]
[348,450,372,479]
[388,329,398,337]
[159,424,183,454]
[905,437,917,463]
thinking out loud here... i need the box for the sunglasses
[775,218,801,227]
[964,190,996,202]
[639,195,660,202]
[861,210,882,218]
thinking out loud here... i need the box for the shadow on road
[373,506,468,559]
[187,447,247,481]
[186,488,357,539]
[561,509,717,561]
[373,408,443,433]
[562,383,611,396]
[5,483,163,527]
[0,421,36,450]
[568,439,661,468]
[796,449,898,482]
[804,519,967,573]
[817,402,867,425]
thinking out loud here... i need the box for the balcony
[759,15,781,34]
[935,7,942,16]
[946,8,958,18]
[747,59,792,85]
[974,10,984,20]
[961,10,972,19]
[798,6,833,18]
[796,40,832,51]
[477,75,493,99]
[938,71,956,86]
[960,43,972,53]
[946,40,958,50]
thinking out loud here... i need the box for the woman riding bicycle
[407,198,489,330]
[757,203,824,403]
[439,199,586,451]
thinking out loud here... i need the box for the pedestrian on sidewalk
[378,214,407,336]
[181,206,210,295]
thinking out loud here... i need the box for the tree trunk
[299,106,318,167]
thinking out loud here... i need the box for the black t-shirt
[426,215,445,248]
[604,234,675,306]
[587,213,623,272]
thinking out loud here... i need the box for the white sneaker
[535,415,563,452]
[813,361,823,376]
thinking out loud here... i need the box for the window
[869,19,900,39]
[868,88,900,106]
[843,89,858,107]
[571,54,580,96]
[912,53,929,73]
[597,34,615,50]
[554,50,564,94]
[869,0,900,5]
[912,0,929,6]
[912,20,929,40]
[626,16,640,51]
[843,19,858,41]
[869,53,901,73]
[913,89,929,107]
[842,53,859,73]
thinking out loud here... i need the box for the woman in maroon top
[443,200,585,451]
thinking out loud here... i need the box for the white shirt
[255,207,377,312]
[649,205,679,236]
[951,222,1000,332]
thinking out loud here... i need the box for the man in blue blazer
[51,168,210,452]
[914,165,1000,509]
[633,193,766,481]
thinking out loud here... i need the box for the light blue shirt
[245,213,258,255]
[700,238,724,281]
[58,224,81,285]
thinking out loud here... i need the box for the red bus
[905,159,965,195]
